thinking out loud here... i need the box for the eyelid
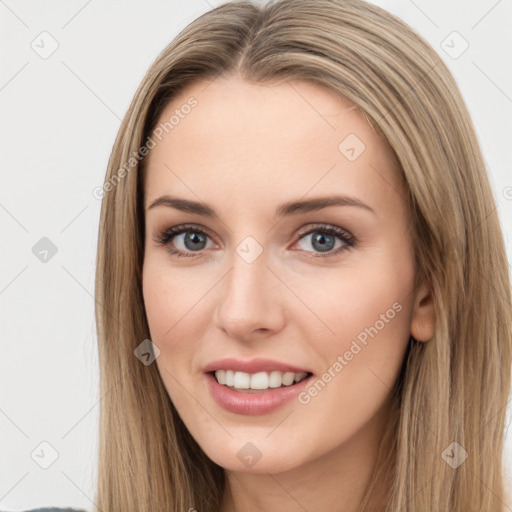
[152,223,216,248]
[291,223,355,256]
[294,223,353,241]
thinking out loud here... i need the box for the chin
[211,449,301,474]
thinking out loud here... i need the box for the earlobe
[410,281,436,342]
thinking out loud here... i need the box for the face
[142,75,434,475]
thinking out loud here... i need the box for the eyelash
[153,223,356,259]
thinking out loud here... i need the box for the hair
[93,0,512,510]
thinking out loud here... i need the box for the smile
[214,370,310,391]
[205,371,314,415]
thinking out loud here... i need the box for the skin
[142,75,436,512]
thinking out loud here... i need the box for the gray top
[1,509,86,512]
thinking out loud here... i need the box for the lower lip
[204,372,313,415]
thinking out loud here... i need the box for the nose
[213,249,286,342]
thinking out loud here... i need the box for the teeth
[216,369,226,385]
[250,371,269,389]
[214,370,309,390]
[233,371,250,389]
[268,371,282,388]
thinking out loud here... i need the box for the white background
[0,0,511,510]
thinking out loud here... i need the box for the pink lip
[202,357,311,374]
[204,372,313,415]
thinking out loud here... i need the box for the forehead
[143,76,406,218]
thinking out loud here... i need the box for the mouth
[204,369,314,415]
[202,358,315,414]
[209,369,313,393]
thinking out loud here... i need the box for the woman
[95,0,512,510]
[10,0,510,510]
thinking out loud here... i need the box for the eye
[292,223,356,258]
[153,224,216,258]
[153,223,356,258]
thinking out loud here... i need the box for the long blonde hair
[94,0,512,510]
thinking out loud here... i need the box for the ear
[410,280,436,342]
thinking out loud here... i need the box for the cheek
[291,282,410,452]
[142,256,206,340]
[142,264,172,341]
[305,254,412,339]
[142,262,202,408]
[142,259,198,373]
[305,248,414,383]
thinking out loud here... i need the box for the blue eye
[294,224,355,257]
[154,224,213,258]
[154,223,356,259]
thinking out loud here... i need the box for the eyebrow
[147,194,376,217]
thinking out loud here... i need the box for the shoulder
[1,508,87,512]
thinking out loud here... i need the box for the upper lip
[203,358,312,374]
